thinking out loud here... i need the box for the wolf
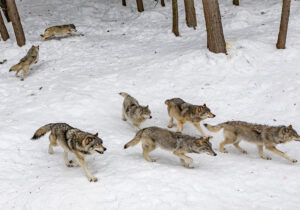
[119,92,152,130]
[204,121,300,163]
[40,24,77,40]
[124,126,216,168]
[9,45,39,81]
[165,98,215,136]
[32,123,106,182]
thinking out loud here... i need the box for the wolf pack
[6,24,300,182]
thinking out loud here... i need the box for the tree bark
[0,11,9,41]
[233,0,239,6]
[276,0,291,49]
[172,0,179,36]
[184,0,197,29]
[136,0,144,12]
[122,0,126,6]
[202,0,226,54]
[0,0,10,22]
[161,0,165,7]
[7,0,25,46]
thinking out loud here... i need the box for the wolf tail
[9,63,22,72]
[204,123,224,133]
[124,129,145,149]
[32,123,54,140]
[119,92,129,98]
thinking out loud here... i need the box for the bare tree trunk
[0,11,9,41]
[161,0,165,7]
[0,0,10,22]
[172,0,179,36]
[276,0,291,49]
[122,0,126,6]
[136,0,144,12]
[7,0,25,46]
[184,0,197,29]
[202,0,226,54]
[233,0,239,6]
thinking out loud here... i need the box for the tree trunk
[172,0,179,36]
[202,0,226,54]
[7,0,25,46]
[122,0,126,6]
[0,0,10,22]
[233,0,239,6]
[184,0,197,29]
[136,0,144,12]
[161,0,165,7]
[0,11,9,41]
[276,0,291,49]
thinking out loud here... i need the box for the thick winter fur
[40,24,77,40]
[119,92,152,130]
[165,98,215,136]
[204,121,300,163]
[32,123,106,182]
[124,126,216,168]
[9,45,39,81]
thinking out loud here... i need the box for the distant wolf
[32,123,106,182]
[40,24,77,40]
[0,59,7,64]
[204,121,300,163]
[119,92,152,131]
[9,45,39,81]
[124,126,216,168]
[165,98,215,136]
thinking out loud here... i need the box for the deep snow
[1,0,300,209]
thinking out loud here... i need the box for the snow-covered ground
[1,0,300,209]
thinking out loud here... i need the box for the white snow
[1,0,300,209]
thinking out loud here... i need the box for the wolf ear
[205,136,211,141]
[146,105,149,108]
[203,104,206,107]
[288,125,293,129]
[94,132,98,137]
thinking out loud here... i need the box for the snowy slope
[1,0,300,209]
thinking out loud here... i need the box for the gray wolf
[124,126,216,168]
[204,121,300,163]
[165,98,215,136]
[9,45,39,81]
[40,24,77,40]
[119,92,152,130]
[32,123,106,182]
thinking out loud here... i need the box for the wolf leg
[219,138,235,153]
[15,69,21,77]
[173,151,193,168]
[64,151,79,167]
[142,143,156,162]
[193,123,210,137]
[48,133,57,154]
[133,123,141,131]
[122,108,127,121]
[233,141,247,154]
[74,153,98,182]
[177,121,184,132]
[257,145,271,160]
[168,117,174,128]
[21,65,29,81]
[266,146,297,163]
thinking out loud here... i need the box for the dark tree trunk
[184,0,197,29]
[276,0,291,49]
[7,0,25,46]
[122,0,126,6]
[161,0,165,7]
[0,0,10,22]
[0,11,9,41]
[202,0,226,54]
[136,0,144,12]
[233,0,239,6]
[172,0,179,36]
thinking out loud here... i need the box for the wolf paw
[89,177,98,182]
[184,164,194,169]
[20,78,24,81]
[168,124,173,128]
[291,159,297,163]
[261,156,272,160]
[241,150,247,154]
[220,149,228,153]
[66,160,78,167]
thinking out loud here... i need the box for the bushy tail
[32,123,53,140]
[9,63,22,72]
[204,123,223,133]
[124,129,144,149]
[119,92,129,98]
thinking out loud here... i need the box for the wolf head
[140,105,152,119]
[31,45,39,52]
[192,137,217,156]
[281,125,300,142]
[82,133,107,154]
[196,104,215,119]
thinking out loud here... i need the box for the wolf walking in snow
[32,123,106,182]
[40,24,77,40]
[124,126,216,168]
[165,98,215,136]
[204,121,300,163]
[119,92,152,131]
[9,45,39,81]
